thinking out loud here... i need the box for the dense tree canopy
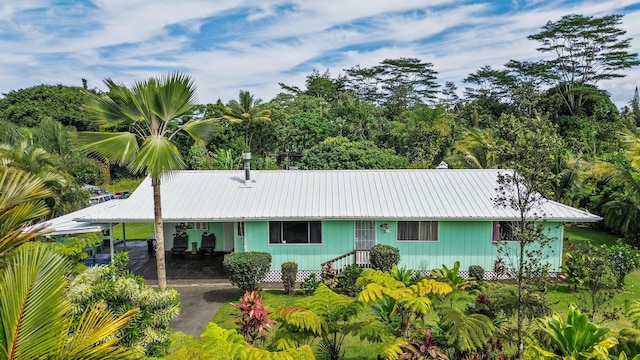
[0,11,638,238]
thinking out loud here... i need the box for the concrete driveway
[171,284,240,337]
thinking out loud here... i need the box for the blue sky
[1,0,639,107]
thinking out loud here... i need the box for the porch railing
[321,250,371,274]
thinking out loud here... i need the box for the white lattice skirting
[261,270,558,282]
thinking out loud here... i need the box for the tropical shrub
[605,240,640,289]
[230,291,276,344]
[531,303,618,359]
[321,262,338,288]
[611,299,640,358]
[370,244,400,272]
[468,265,485,282]
[281,261,298,295]
[272,284,364,360]
[339,264,363,296]
[431,261,475,307]
[67,251,181,357]
[165,323,316,360]
[0,243,137,359]
[562,250,589,290]
[300,273,320,295]
[357,267,452,358]
[223,252,272,292]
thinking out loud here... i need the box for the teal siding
[245,221,354,271]
[242,220,564,272]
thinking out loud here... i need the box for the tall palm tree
[0,242,138,359]
[0,167,52,257]
[76,73,217,288]
[223,90,271,149]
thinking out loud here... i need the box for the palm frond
[0,168,52,255]
[61,306,138,360]
[74,132,139,166]
[176,118,219,144]
[129,135,185,179]
[0,243,71,359]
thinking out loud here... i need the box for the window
[492,221,514,242]
[237,222,245,237]
[397,221,438,241]
[269,221,322,244]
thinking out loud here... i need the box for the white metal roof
[77,169,601,223]
[33,200,125,236]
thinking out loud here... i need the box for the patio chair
[171,233,188,254]
[199,233,216,255]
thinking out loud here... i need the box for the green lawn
[564,224,619,248]
[111,222,154,240]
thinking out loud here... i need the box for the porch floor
[84,240,229,285]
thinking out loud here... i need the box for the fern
[438,307,495,353]
[377,336,407,360]
[626,299,640,329]
[273,308,326,335]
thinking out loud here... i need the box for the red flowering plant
[230,291,276,344]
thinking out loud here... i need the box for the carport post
[109,223,115,263]
[123,223,126,249]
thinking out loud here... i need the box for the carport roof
[36,199,125,236]
[76,169,601,223]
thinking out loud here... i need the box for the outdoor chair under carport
[199,233,216,255]
[171,233,188,255]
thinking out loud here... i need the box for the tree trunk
[152,178,167,288]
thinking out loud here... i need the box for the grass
[564,224,619,248]
[111,222,154,240]
[103,177,145,193]
[102,178,153,241]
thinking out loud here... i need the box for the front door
[354,220,376,265]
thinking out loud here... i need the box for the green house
[80,169,600,280]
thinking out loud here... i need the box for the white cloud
[0,0,639,109]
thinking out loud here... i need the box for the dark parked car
[114,190,131,199]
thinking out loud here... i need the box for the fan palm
[223,90,272,149]
[0,167,52,257]
[76,73,217,288]
[0,242,138,359]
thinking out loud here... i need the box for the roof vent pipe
[436,161,448,169]
[243,152,251,183]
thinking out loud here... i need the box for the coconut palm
[0,167,52,257]
[223,90,272,149]
[0,242,138,359]
[76,73,217,288]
